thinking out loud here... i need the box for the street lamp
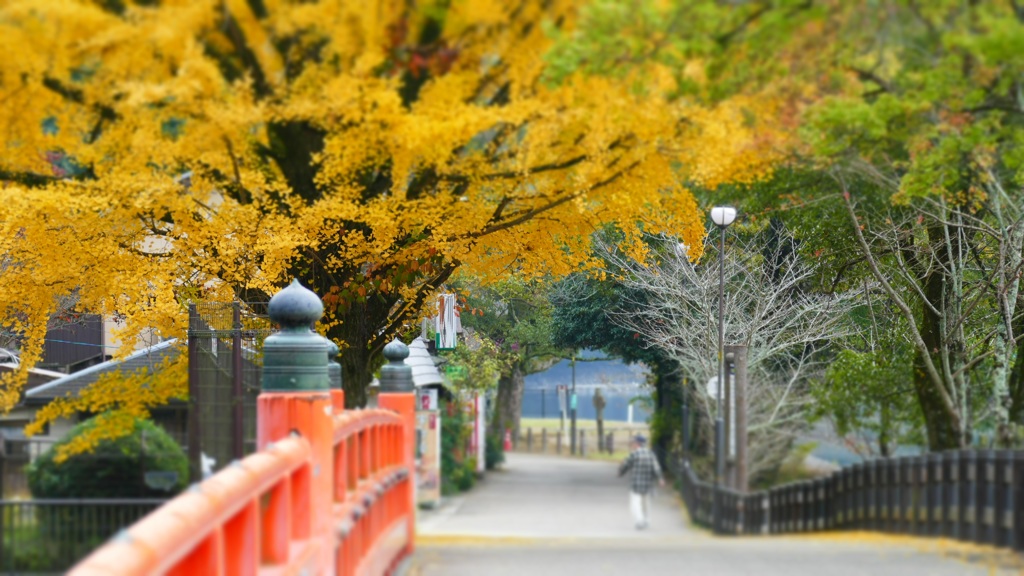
[710,205,736,532]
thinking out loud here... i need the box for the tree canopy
[0,0,784,446]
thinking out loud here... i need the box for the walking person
[618,434,664,529]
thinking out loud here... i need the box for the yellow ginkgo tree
[0,0,783,444]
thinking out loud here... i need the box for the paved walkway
[411,453,1023,575]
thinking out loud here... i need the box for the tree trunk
[491,364,525,439]
[651,365,681,462]
[339,344,373,408]
[324,295,398,409]
[878,401,891,458]
[1006,311,1024,425]
[915,251,963,451]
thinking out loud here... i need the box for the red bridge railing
[69,398,414,576]
[68,281,418,576]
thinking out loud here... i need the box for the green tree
[28,417,188,498]
[455,277,565,439]
[811,300,923,458]
[550,266,684,462]
[555,0,1024,451]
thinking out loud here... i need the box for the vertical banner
[416,410,441,508]
[435,294,458,350]
[475,394,485,473]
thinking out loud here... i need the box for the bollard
[376,339,417,557]
[257,279,334,567]
[556,432,562,454]
[580,430,586,457]
[541,428,547,453]
[606,431,614,454]
[527,428,533,452]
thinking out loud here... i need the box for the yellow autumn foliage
[0,0,784,448]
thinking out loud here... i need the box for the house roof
[407,337,443,387]
[25,339,180,403]
[0,363,66,391]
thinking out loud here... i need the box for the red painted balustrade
[68,389,415,576]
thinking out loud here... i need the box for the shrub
[440,400,478,496]
[28,417,188,499]
[485,431,505,470]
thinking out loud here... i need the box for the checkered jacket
[619,447,663,494]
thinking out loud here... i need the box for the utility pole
[570,354,578,455]
[725,345,748,492]
[710,206,737,532]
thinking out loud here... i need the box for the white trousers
[630,491,649,526]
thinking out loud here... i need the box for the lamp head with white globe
[710,206,737,228]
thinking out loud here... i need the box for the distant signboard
[416,411,441,508]
[435,294,458,350]
[444,364,468,379]
[143,471,179,492]
[418,388,438,411]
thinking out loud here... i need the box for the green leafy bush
[28,417,188,499]
[485,431,505,470]
[440,400,477,495]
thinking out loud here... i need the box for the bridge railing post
[376,339,417,558]
[257,279,334,568]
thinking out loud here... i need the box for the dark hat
[633,434,647,445]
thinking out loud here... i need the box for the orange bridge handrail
[69,405,413,576]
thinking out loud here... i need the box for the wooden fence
[0,498,165,574]
[511,426,645,457]
[675,450,1024,551]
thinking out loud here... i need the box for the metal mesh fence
[187,302,273,479]
[0,498,166,573]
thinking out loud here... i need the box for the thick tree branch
[839,179,961,427]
